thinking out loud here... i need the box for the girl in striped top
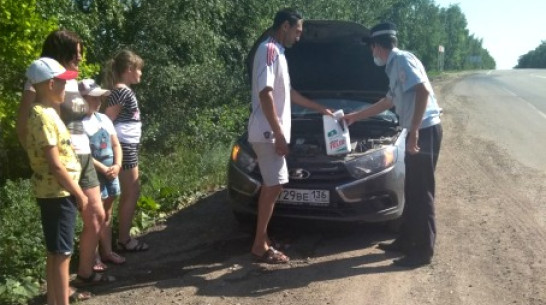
[104,49,149,252]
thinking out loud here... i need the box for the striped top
[106,87,141,123]
[106,87,142,143]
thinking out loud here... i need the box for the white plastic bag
[323,109,351,155]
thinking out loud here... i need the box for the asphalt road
[49,70,546,305]
[453,69,546,171]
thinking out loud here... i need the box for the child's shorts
[98,175,121,199]
[120,143,140,170]
[37,196,77,255]
[77,154,100,189]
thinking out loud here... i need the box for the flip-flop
[252,247,290,264]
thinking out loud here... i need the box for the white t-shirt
[248,36,292,143]
[24,79,91,154]
[82,112,117,137]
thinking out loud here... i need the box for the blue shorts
[37,197,77,255]
[98,174,121,199]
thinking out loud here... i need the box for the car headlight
[345,146,397,179]
[231,144,257,173]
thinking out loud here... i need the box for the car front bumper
[227,161,404,223]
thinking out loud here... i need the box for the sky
[434,0,546,69]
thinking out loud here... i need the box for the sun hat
[78,78,111,96]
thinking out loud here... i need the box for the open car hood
[285,20,388,95]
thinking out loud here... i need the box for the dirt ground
[53,73,546,305]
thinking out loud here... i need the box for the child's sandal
[72,271,116,287]
[102,251,126,264]
[117,238,149,252]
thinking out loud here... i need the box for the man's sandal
[269,238,290,251]
[72,271,116,288]
[117,238,149,252]
[253,247,290,264]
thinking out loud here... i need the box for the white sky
[434,0,546,69]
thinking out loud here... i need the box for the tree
[380,0,444,70]
[441,5,469,70]
[0,0,57,180]
[516,41,546,68]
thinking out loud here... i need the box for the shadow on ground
[32,189,404,303]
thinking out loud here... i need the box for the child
[103,50,149,252]
[25,57,88,305]
[80,79,126,271]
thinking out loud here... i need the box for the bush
[0,179,43,305]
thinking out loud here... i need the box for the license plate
[277,188,330,206]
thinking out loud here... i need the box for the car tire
[384,217,403,233]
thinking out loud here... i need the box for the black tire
[384,217,403,233]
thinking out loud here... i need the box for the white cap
[26,57,78,84]
[78,79,110,96]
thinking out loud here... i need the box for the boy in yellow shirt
[25,57,88,305]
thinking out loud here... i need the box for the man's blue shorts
[37,196,77,255]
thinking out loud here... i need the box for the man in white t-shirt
[248,8,333,264]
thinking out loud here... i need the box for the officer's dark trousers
[400,123,442,258]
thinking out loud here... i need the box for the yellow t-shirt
[26,104,81,198]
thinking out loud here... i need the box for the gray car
[227,20,406,226]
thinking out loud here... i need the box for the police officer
[344,22,443,268]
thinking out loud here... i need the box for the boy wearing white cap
[80,79,126,271]
[25,57,88,305]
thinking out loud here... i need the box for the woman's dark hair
[40,30,83,66]
[272,8,302,30]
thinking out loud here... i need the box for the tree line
[1,0,494,180]
[516,41,546,68]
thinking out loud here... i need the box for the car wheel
[384,217,403,233]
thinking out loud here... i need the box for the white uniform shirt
[248,37,292,143]
[385,48,441,129]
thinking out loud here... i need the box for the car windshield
[292,98,397,122]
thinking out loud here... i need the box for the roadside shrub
[134,140,232,235]
[133,103,248,234]
[0,179,42,304]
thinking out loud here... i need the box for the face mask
[374,56,386,66]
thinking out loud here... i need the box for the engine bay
[290,119,401,158]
